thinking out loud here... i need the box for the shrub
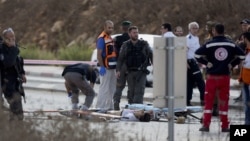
[19,44,56,60]
[57,44,94,61]
[19,43,94,61]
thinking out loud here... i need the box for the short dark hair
[243,32,250,41]
[206,21,217,31]
[139,113,151,122]
[162,23,172,31]
[214,23,224,34]
[128,26,138,32]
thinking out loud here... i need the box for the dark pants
[2,75,23,120]
[64,72,95,108]
[187,59,205,105]
[113,64,129,104]
[127,71,146,104]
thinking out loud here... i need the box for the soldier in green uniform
[116,26,152,104]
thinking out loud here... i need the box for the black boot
[199,126,209,132]
[114,102,120,111]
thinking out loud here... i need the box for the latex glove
[99,66,106,76]
[68,92,72,98]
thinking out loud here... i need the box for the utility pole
[166,37,174,141]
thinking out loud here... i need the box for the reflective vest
[240,47,250,84]
[98,31,117,69]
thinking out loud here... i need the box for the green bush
[19,44,56,60]
[57,44,94,61]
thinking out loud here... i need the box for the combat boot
[114,102,120,111]
[199,126,209,132]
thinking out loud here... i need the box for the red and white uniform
[195,36,245,129]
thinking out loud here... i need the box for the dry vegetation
[0,0,249,52]
[0,110,119,141]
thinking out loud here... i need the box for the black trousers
[2,74,24,120]
[187,59,205,105]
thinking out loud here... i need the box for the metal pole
[166,37,174,141]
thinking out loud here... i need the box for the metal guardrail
[24,59,97,66]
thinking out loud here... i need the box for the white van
[91,34,161,87]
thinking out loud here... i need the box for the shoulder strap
[138,40,149,54]
[125,40,133,54]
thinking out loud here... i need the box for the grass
[19,44,56,60]
[57,44,93,61]
[19,43,94,61]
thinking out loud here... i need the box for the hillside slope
[0,0,249,51]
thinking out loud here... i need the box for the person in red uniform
[195,23,245,132]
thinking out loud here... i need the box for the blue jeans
[242,83,250,125]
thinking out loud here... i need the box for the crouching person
[62,63,96,111]
[0,28,26,120]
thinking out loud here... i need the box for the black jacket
[62,63,96,84]
[0,42,25,86]
[115,33,130,57]
[195,36,245,75]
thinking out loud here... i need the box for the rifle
[14,56,26,103]
[136,40,151,82]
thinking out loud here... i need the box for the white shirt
[186,33,200,59]
[121,109,139,121]
[163,32,176,38]
[243,52,250,69]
